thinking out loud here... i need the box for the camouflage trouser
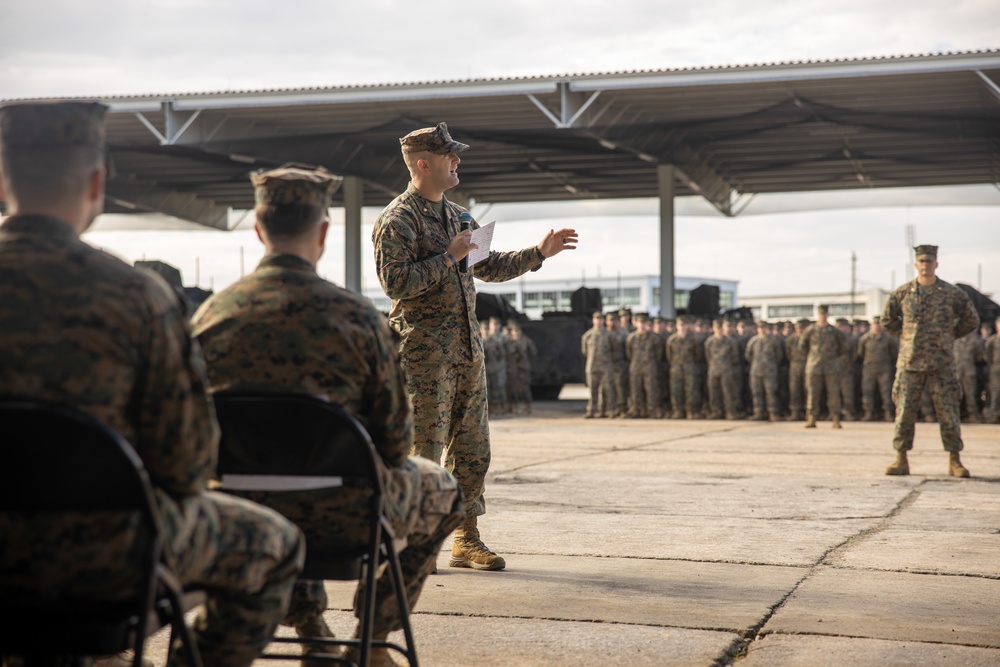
[242,457,463,637]
[788,364,806,417]
[989,372,1000,419]
[660,364,671,413]
[806,369,841,419]
[957,373,979,418]
[707,370,742,418]
[508,368,532,408]
[750,372,781,418]
[893,370,964,452]
[486,368,508,414]
[614,366,629,414]
[629,367,661,417]
[669,365,701,417]
[861,368,894,416]
[0,491,304,667]
[586,369,616,416]
[839,366,857,417]
[402,356,490,517]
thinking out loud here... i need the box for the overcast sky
[3,0,999,299]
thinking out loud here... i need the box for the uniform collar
[1,214,78,240]
[257,253,317,274]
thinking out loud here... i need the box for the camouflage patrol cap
[251,164,342,207]
[399,122,469,155]
[871,315,881,324]
[914,244,938,260]
[0,101,107,151]
[817,304,829,315]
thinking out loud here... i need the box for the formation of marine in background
[576,308,1000,425]
[482,318,539,416]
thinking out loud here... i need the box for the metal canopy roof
[15,51,1000,228]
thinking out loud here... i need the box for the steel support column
[343,175,363,294]
[658,164,676,319]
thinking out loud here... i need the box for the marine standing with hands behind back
[882,245,980,477]
[372,122,578,571]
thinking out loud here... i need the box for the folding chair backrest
[0,400,204,665]
[212,393,382,492]
[0,400,154,515]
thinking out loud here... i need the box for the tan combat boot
[297,616,338,667]
[948,451,970,478]
[832,417,843,429]
[884,450,909,476]
[804,415,816,428]
[450,516,506,571]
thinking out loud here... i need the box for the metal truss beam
[107,173,230,230]
[527,82,603,129]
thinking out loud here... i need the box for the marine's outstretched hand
[538,228,579,258]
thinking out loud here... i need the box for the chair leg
[162,587,203,667]
[381,532,418,667]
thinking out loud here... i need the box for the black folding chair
[0,400,202,667]
[212,393,418,667]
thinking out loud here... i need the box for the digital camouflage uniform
[986,331,1000,422]
[625,329,663,418]
[799,322,847,422]
[581,325,616,416]
[506,332,537,413]
[838,330,859,420]
[665,331,704,418]
[609,325,630,417]
[484,331,509,414]
[373,183,544,517]
[0,215,304,667]
[856,330,899,420]
[704,333,743,419]
[192,251,463,639]
[953,332,985,422]
[785,331,808,420]
[882,277,979,453]
[745,333,785,420]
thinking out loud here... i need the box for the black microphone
[458,212,473,273]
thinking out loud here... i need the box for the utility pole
[850,251,857,316]
[904,224,915,282]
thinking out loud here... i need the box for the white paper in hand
[467,221,495,267]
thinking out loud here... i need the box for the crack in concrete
[496,426,743,475]
[721,483,928,664]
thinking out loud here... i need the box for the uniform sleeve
[882,294,903,337]
[135,280,217,496]
[362,315,413,468]
[581,330,590,357]
[798,329,810,353]
[953,291,980,339]
[475,246,544,283]
[373,210,451,300]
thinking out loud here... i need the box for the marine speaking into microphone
[459,212,472,273]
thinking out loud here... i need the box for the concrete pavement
[149,390,1000,666]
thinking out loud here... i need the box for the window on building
[496,293,517,307]
[719,291,734,310]
[674,290,689,310]
[621,287,641,306]
[541,291,558,309]
[829,303,866,317]
[368,296,392,312]
[767,304,814,318]
[559,291,575,311]
[749,306,761,320]
[523,292,540,309]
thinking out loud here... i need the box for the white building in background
[739,288,890,323]
[366,274,739,320]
